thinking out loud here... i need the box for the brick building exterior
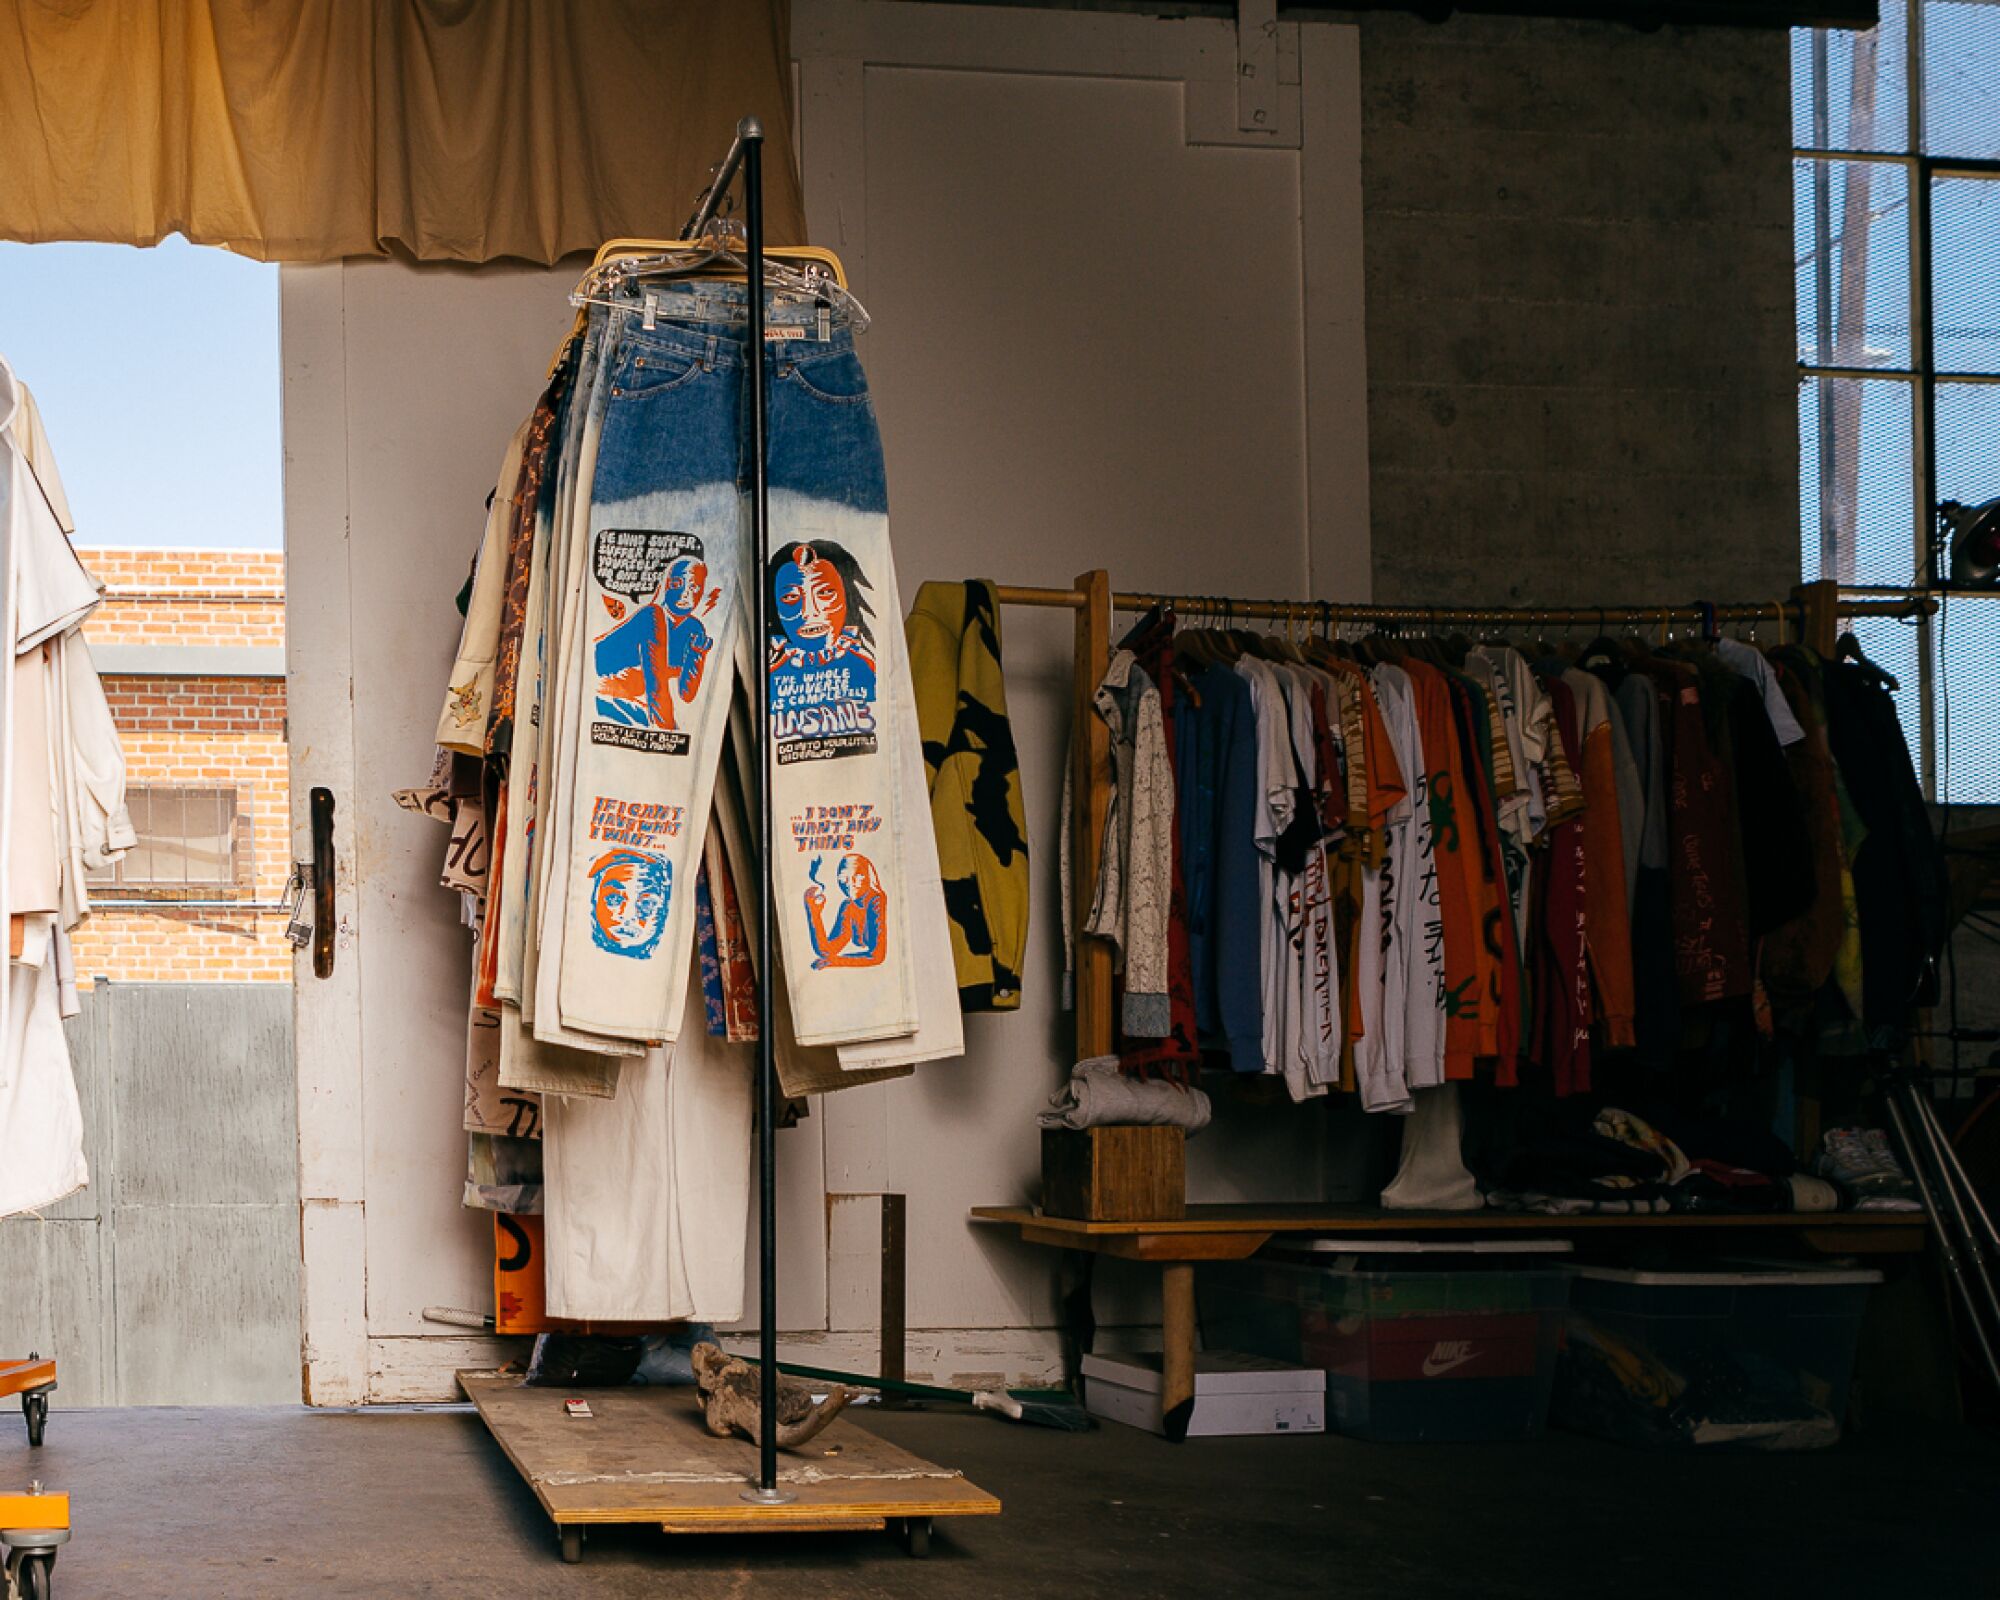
[67,548,292,983]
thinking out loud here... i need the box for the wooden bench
[970,1203,1928,1442]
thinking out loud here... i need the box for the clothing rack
[472,118,997,1563]
[984,571,1936,1439]
[994,574,1936,1069]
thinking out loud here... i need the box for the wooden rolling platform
[459,1370,1001,1564]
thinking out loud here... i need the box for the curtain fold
[0,0,804,263]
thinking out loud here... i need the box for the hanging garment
[1175,661,1265,1072]
[0,949,85,1218]
[435,421,528,757]
[1536,678,1592,1097]
[1821,657,1947,1039]
[1119,623,1200,1080]
[1400,660,1484,1082]
[904,579,1030,1012]
[551,285,923,1052]
[1559,669,1636,1049]
[1716,636,1806,749]
[1366,661,1432,1112]
[540,963,752,1324]
[0,354,118,1217]
[1762,653,1844,1003]
[1067,648,1174,1038]
[1645,658,1751,1006]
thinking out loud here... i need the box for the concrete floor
[5,1402,1994,1598]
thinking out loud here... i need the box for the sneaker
[1817,1127,1922,1210]
[1816,1128,1889,1184]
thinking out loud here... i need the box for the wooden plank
[459,1372,1000,1530]
[974,1204,1927,1257]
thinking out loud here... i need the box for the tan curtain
[0,0,805,263]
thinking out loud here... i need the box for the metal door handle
[310,787,336,980]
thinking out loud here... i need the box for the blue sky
[0,235,281,550]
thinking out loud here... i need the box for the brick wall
[68,549,292,984]
[80,548,285,649]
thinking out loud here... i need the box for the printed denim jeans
[554,282,919,1048]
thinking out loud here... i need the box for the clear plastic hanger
[569,216,872,334]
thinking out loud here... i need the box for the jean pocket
[611,344,707,399]
[784,350,872,406]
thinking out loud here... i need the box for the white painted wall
[286,0,1368,1402]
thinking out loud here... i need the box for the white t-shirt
[1283,665,1341,1094]
[1369,663,1439,1104]
[1236,656,1300,1092]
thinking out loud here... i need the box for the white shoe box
[1081,1349,1326,1438]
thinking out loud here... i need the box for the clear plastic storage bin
[1555,1263,1882,1450]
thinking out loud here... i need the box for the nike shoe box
[1554,1264,1882,1450]
[1081,1350,1326,1438]
[1199,1251,1571,1442]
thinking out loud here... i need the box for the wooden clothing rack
[995,573,1933,1065]
[976,573,1935,1440]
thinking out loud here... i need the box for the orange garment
[1402,662,1483,1080]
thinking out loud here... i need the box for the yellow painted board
[459,1371,1000,1531]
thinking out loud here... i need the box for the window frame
[1796,3,2000,799]
[88,782,254,902]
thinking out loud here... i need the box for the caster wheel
[16,1552,53,1600]
[23,1394,46,1449]
[906,1518,931,1560]
[559,1526,584,1565]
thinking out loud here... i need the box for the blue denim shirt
[1176,664,1265,1070]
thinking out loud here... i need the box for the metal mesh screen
[1794,157,1912,370]
[1793,12,1910,152]
[1924,2,2000,158]
[1932,175,2000,374]
[1798,376,1919,586]
[1937,597,2000,802]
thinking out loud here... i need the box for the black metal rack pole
[684,112,786,1504]
[738,115,790,1507]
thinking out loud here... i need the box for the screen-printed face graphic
[661,556,707,618]
[588,850,671,958]
[775,544,848,649]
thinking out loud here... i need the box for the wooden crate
[1041,1127,1185,1222]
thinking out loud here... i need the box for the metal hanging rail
[996,582,1936,632]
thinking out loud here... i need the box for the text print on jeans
[804,853,887,969]
[592,529,718,755]
[767,540,877,764]
[585,798,684,958]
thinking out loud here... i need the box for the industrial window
[1794,5,2000,801]
[87,785,248,896]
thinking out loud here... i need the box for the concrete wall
[1354,11,1799,605]
[0,984,299,1407]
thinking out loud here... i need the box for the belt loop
[706,333,719,369]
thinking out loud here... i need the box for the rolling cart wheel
[17,1551,52,1600]
[559,1526,584,1566]
[23,1393,47,1449]
[906,1518,931,1560]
